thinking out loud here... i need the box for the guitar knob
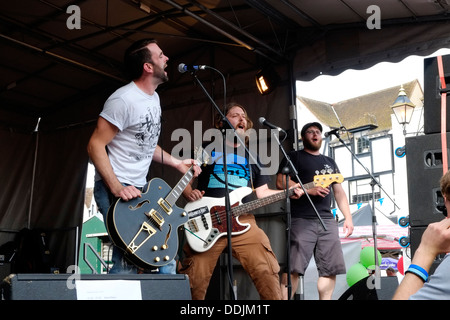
[161,244,167,250]
[152,246,158,251]
[154,257,161,262]
[164,256,170,261]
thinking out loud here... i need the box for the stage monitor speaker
[409,226,443,275]
[405,133,449,227]
[410,226,426,256]
[338,276,398,300]
[424,54,450,134]
[1,273,191,300]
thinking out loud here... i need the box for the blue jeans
[94,180,176,274]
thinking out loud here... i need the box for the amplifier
[1,273,191,300]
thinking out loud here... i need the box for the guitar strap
[437,55,448,174]
[249,160,255,191]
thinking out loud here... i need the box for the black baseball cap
[301,122,323,137]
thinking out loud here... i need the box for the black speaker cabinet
[410,226,426,256]
[410,226,443,274]
[424,54,450,134]
[405,133,449,227]
[1,273,191,300]
[338,276,398,300]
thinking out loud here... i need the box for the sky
[296,48,450,104]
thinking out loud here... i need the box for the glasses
[305,130,321,135]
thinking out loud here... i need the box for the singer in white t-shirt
[87,39,200,274]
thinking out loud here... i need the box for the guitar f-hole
[162,224,172,250]
[128,199,150,210]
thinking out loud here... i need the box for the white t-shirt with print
[97,81,161,187]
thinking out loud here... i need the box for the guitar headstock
[313,173,344,188]
[194,146,210,166]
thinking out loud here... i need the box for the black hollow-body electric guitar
[106,148,208,268]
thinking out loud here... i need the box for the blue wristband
[406,264,428,282]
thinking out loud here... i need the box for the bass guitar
[106,148,209,268]
[183,173,343,252]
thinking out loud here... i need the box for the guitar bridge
[186,219,199,232]
[127,222,157,254]
[146,209,165,229]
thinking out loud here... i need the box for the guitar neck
[165,166,194,206]
[232,182,315,216]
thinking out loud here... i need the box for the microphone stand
[329,131,400,285]
[270,130,326,300]
[282,165,293,299]
[187,69,260,300]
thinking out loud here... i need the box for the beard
[154,64,169,83]
[303,137,322,151]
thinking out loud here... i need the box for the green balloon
[360,246,382,268]
[346,263,369,287]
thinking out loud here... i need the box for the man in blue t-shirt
[180,102,303,300]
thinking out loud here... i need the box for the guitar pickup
[146,209,165,229]
[157,198,172,215]
[127,222,157,254]
[201,215,209,229]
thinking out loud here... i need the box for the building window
[348,178,381,205]
[330,134,395,209]
[352,191,382,203]
[356,136,370,154]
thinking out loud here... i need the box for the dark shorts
[288,217,346,277]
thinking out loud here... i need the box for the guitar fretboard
[231,181,315,216]
[165,166,194,206]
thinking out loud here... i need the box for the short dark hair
[123,38,157,80]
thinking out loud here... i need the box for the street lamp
[391,85,415,135]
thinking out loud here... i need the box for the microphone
[324,126,344,138]
[178,63,207,73]
[259,117,285,132]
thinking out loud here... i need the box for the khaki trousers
[180,214,281,300]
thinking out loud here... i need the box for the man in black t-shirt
[180,103,303,300]
[276,122,353,300]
